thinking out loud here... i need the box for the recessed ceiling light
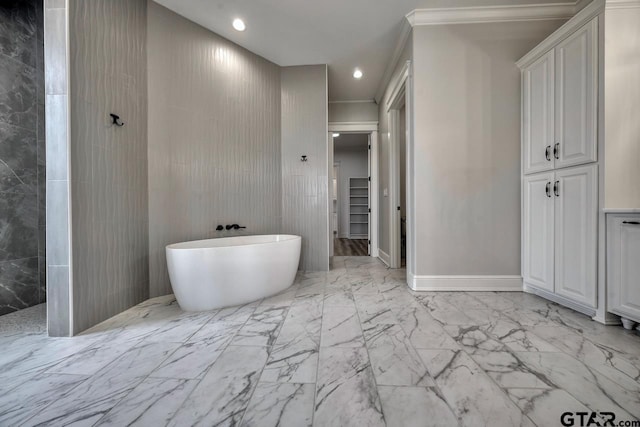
[353,69,363,79]
[233,18,246,32]
[333,133,340,138]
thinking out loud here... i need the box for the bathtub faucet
[226,224,246,230]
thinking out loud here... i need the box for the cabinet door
[523,172,555,292]
[554,164,597,307]
[608,216,640,321]
[554,18,598,169]
[523,51,555,175]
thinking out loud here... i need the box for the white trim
[386,61,410,112]
[375,18,412,104]
[517,0,605,69]
[606,0,640,9]
[328,123,379,260]
[407,3,575,27]
[524,283,597,317]
[329,99,376,104]
[378,249,391,267]
[410,274,524,291]
[370,131,379,258]
[329,122,378,132]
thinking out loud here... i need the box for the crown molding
[517,0,605,69]
[374,18,412,104]
[605,0,640,9]
[406,2,575,26]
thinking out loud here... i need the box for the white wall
[334,134,369,237]
[604,6,640,209]
[329,101,378,123]
[147,1,282,296]
[281,65,329,271]
[410,20,564,276]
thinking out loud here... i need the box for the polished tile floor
[1,257,639,426]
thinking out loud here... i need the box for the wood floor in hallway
[334,238,368,256]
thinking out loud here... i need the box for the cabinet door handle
[545,182,551,198]
[545,145,552,161]
[554,143,560,160]
[553,180,559,197]
[622,221,640,225]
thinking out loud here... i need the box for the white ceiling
[153,0,574,102]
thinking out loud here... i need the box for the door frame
[387,60,413,270]
[328,122,379,258]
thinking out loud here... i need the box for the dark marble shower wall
[0,0,45,316]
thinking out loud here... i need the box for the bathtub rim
[166,234,301,251]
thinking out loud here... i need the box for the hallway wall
[410,20,564,278]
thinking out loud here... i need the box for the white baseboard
[378,249,390,267]
[409,274,523,291]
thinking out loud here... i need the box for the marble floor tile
[95,377,197,426]
[24,341,180,427]
[321,303,364,348]
[168,345,268,426]
[506,388,591,427]
[515,352,640,419]
[3,256,640,427]
[363,323,434,386]
[149,321,242,380]
[529,324,640,383]
[354,293,398,326]
[261,302,322,383]
[418,349,534,427]
[315,346,385,427]
[378,386,459,427]
[231,305,289,347]
[392,303,460,350]
[0,373,87,426]
[240,382,314,427]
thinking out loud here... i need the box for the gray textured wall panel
[281,65,329,271]
[147,2,282,297]
[69,0,149,333]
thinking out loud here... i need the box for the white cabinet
[607,214,640,324]
[554,19,598,169]
[520,13,601,314]
[521,17,598,175]
[554,165,598,307]
[523,172,554,292]
[523,52,555,174]
[522,164,598,309]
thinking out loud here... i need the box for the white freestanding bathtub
[166,235,301,311]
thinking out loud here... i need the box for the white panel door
[523,172,555,292]
[608,216,640,320]
[554,18,598,169]
[554,164,598,307]
[523,51,555,175]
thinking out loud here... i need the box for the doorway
[327,124,379,262]
[333,134,370,256]
[387,60,412,270]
